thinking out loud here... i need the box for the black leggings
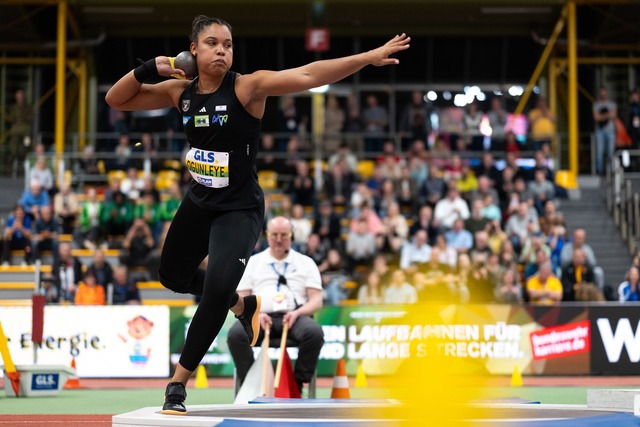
[159,195,263,371]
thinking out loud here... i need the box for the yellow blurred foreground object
[0,321,20,396]
[355,362,368,388]
[371,305,491,426]
[510,365,523,387]
[195,365,208,389]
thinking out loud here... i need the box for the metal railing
[607,150,640,257]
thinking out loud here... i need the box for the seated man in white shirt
[227,216,324,395]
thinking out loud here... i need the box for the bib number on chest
[185,148,230,188]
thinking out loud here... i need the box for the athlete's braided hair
[190,15,232,43]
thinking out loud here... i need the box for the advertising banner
[590,305,640,375]
[170,304,592,377]
[0,305,169,378]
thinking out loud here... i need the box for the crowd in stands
[2,88,640,307]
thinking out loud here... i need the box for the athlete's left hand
[367,33,411,67]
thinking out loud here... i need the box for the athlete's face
[192,24,233,75]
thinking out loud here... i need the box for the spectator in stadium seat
[301,233,328,268]
[320,248,351,305]
[560,228,604,290]
[345,217,377,273]
[101,190,135,241]
[120,167,144,201]
[350,203,383,236]
[487,97,508,150]
[505,201,539,254]
[473,152,502,188]
[358,271,385,305]
[74,270,106,305]
[135,191,162,243]
[375,179,399,218]
[528,97,556,151]
[444,218,473,255]
[120,218,155,270]
[399,229,431,270]
[324,160,354,208]
[525,260,562,305]
[395,165,420,215]
[434,187,470,230]
[415,246,458,302]
[39,273,59,304]
[1,204,33,266]
[111,265,142,305]
[528,168,555,216]
[383,269,417,304]
[561,247,596,302]
[19,178,49,222]
[324,95,346,154]
[327,142,358,174]
[29,155,55,198]
[465,198,491,235]
[289,204,313,250]
[409,204,441,245]
[470,229,492,262]
[371,254,393,288]
[74,144,101,176]
[519,232,551,279]
[86,248,114,293]
[407,151,428,190]
[545,215,567,275]
[362,93,389,154]
[256,133,283,173]
[158,181,183,224]
[53,241,83,302]
[350,182,375,217]
[377,201,408,254]
[112,133,133,171]
[281,135,305,177]
[312,201,342,251]
[399,90,432,150]
[53,183,79,235]
[469,175,500,209]
[32,205,59,265]
[418,165,447,208]
[618,265,640,303]
[494,268,523,304]
[76,186,104,251]
[467,252,496,303]
[433,233,458,268]
[456,164,478,200]
[287,160,316,208]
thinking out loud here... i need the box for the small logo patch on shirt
[194,115,210,127]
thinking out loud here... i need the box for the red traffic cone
[330,359,350,399]
[274,351,301,398]
[64,357,82,389]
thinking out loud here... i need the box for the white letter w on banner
[597,318,640,363]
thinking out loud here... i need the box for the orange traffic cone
[64,357,82,389]
[330,359,350,399]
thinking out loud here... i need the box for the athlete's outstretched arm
[241,33,410,100]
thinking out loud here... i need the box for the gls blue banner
[31,373,59,390]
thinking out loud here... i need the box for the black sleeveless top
[178,71,264,211]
